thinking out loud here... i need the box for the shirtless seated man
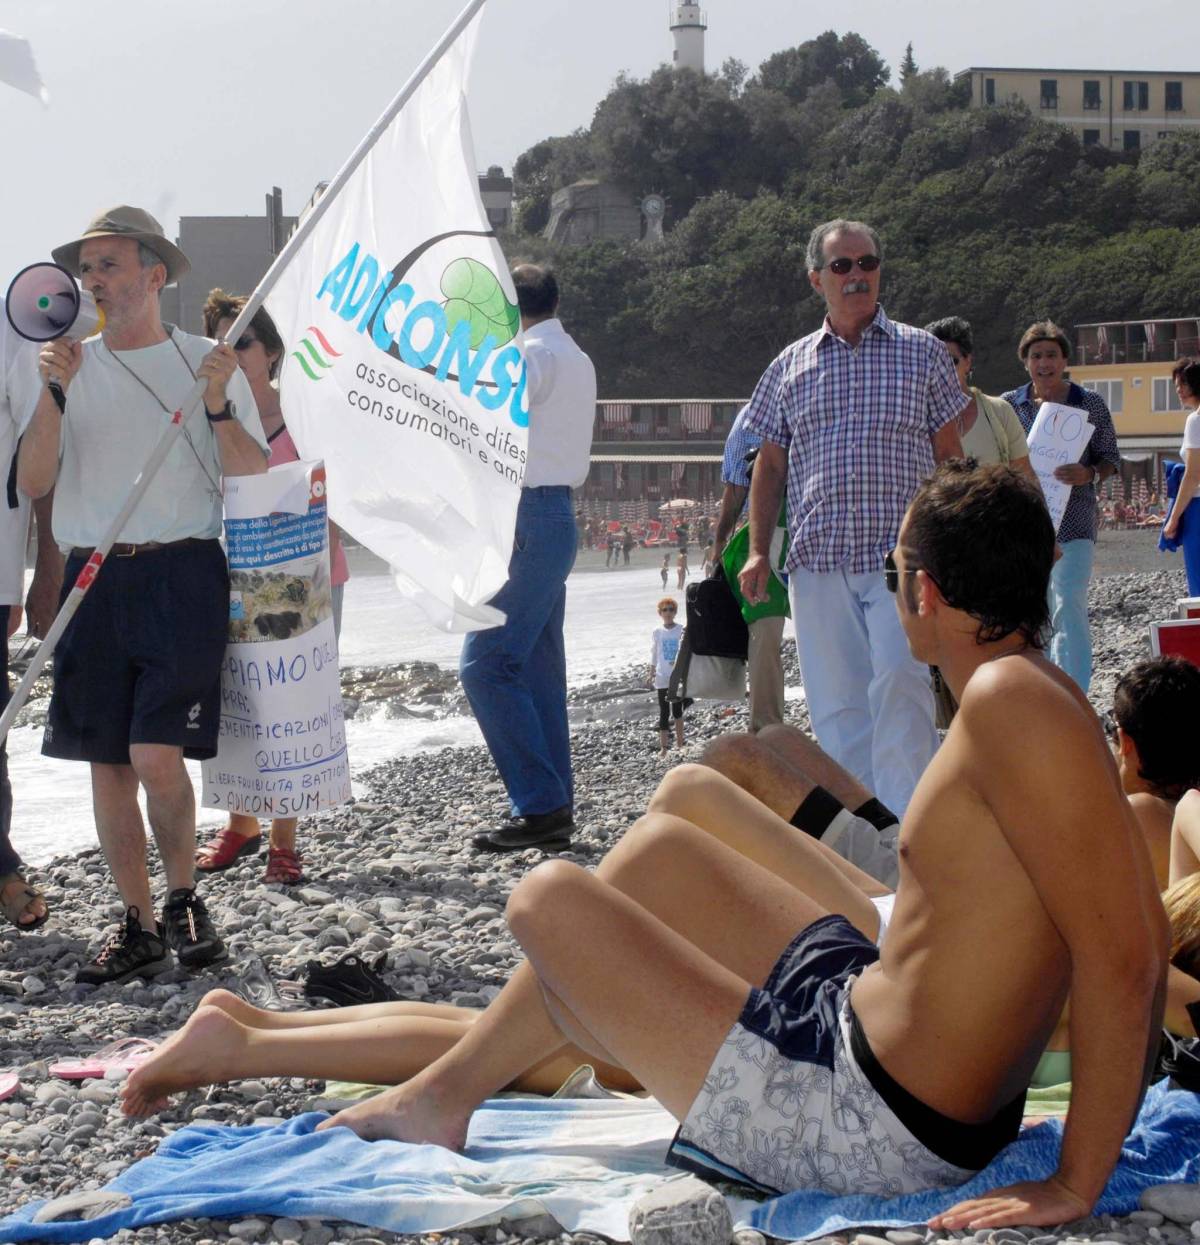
[132,464,1166,1229]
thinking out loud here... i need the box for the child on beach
[650,598,685,754]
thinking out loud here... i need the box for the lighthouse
[669,1,706,74]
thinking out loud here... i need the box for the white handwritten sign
[1026,403,1095,537]
[202,459,351,818]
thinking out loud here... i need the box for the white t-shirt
[521,318,597,490]
[53,328,266,547]
[651,623,683,689]
[1182,408,1200,454]
[0,306,41,605]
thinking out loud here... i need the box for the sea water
[14,549,784,865]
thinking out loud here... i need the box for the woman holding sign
[1003,321,1120,693]
[194,291,351,886]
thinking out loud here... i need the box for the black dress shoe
[471,805,574,852]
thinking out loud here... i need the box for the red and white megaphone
[5,262,105,342]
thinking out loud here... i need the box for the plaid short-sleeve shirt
[742,305,965,574]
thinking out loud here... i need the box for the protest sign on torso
[202,459,350,819]
[1025,402,1095,536]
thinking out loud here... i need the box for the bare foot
[121,1005,247,1117]
[315,1076,471,1149]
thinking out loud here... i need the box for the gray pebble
[229,1219,270,1241]
[270,1219,304,1242]
[1143,1188,1200,1226]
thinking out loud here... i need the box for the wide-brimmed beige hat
[52,206,190,285]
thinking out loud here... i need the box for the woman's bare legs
[318,814,831,1144]
[649,763,890,914]
[121,989,638,1117]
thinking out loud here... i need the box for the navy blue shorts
[44,540,229,765]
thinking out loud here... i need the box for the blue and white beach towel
[3,1083,1198,1243]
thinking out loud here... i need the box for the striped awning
[681,402,712,432]
[602,403,631,425]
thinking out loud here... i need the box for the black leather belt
[69,537,213,559]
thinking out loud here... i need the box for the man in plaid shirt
[739,219,968,815]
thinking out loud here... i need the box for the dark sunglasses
[659,606,677,613]
[827,254,881,275]
[233,334,258,352]
[884,549,919,593]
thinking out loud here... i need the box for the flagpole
[0,0,490,746]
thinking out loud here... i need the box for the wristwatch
[206,400,236,423]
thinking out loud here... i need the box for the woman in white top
[1164,358,1200,596]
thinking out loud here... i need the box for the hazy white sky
[0,0,1196,285]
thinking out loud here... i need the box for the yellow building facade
[961,67,1200,150]
[1068,318,1200,464]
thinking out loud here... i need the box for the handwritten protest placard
[1026,403,1095,536]
[202,459,350,818]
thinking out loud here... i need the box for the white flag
[0,30,48,105]
[266,11,526,632]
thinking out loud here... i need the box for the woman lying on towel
[122,763,1200,1118]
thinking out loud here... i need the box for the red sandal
[263,847,304,885]
[195,827,263,873]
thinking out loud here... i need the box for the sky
[0,0,1197,286]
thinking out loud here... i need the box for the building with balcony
[1069,316,1200,481]
[580,398,744,513]
[958,67,1200,150]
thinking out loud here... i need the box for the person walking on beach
[659,552,670,589]
[740,218,967,817]
[463,266,596,853]
[19,207,268,982]
[650,597,685,754]
[675,546,688,589]
[0,305,63,931]
[1002,321,1118,694]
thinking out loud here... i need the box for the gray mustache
[842,279,871,294]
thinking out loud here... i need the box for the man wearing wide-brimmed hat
[18,206,269,985]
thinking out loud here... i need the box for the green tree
[899,43,918,87]
[752,31,890,108]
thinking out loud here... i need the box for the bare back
[852,650,1163,1122]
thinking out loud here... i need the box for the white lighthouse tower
[669,1,706,74]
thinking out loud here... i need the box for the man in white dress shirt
[465,266,597,852]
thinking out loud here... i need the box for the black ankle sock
[789,786,844,839]
[853,796,899,832]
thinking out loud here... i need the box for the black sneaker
[304,952,400,1007]
[160,888,227,970]
[76,907,171,985]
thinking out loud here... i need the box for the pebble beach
[1,529,1196,1245]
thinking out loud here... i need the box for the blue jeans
[1048,538,1095,693]
[460,487,577,817]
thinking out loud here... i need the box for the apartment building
[959,67,1200,150]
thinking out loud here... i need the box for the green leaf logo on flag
[441,258,519,349]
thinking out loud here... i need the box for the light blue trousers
[1047,538,1095,693]
[789,567,938,818]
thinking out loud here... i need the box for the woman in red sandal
[193,291,350,886]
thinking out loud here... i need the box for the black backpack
[685,575,749,659]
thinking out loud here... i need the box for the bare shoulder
[957,651,1096,750]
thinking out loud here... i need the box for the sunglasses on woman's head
[826,255,881,275]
